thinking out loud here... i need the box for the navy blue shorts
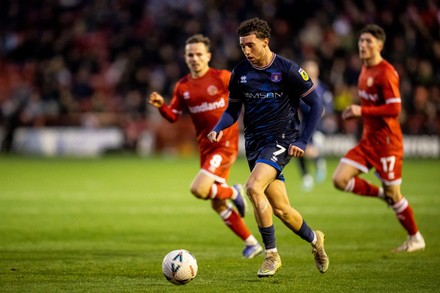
[246,140,292,182]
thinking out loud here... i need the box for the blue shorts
[246,140,292,182]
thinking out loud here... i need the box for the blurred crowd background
[1,0,439,152]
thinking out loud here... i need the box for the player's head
[236,17,271,39]
[358,24,386,63]
[184,34,212,77]
[236,18,272,67]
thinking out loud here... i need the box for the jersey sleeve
[158,81,185,123]
[287,64,316,98]
[382,66,401,104]
[295,88,323,150]
[287,63,323,150]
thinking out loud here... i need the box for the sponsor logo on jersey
[207,85,218,96]
[359,89,378,102]
[299,68,309,81]
[367,77,374,87]
[188,97,225,113]
[244,92,283,99]
[240,76,247,83]
[183,91,190,99]
[271,73,282,82]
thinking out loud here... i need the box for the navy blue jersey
[228,54,317,152]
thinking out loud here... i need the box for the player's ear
[377,40,384,52]
[207,52,212,62]
[263,38,269,48]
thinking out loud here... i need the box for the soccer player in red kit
[149,34,262,258]
[332,24,425,252]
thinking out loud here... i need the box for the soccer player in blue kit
[208,18,329,277]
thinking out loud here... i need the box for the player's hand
[288,144,304,158]
[148,92,165,108]
[207,131,223,142]
[342,105,362,120]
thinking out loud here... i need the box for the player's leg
[189,170,216,199]
[246,162,276,228]
[245,162,281,277]
[375,154,425,252]
[190,170,262,257]
[384,184,425,252]
[332,147,383,198]
[265,180,329,273]
[193,152,246,216]
[190,170,246,216]
[211,199,262,258]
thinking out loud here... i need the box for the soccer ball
[162,249,198,285]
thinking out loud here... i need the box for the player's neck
[363,54,383,67]
[261,50,274,67]
[191,67,210,79]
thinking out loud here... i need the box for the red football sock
[392,197,419,236]
[209,183,233,200]
[346,177,380,197]
[220,208,251,241]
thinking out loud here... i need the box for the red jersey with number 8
[158,68,239,180]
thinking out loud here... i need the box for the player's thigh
[334,145,368,181]
[190,170,216,195]
[333,161,362,182]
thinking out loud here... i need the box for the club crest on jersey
[270,73,282,82]
[367,77,374,87]
[298,68,309,81]
[207,85,218,96]
[183,91,190,99]
[240,76,247,83]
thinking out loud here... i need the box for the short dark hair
[186,34,211,50]
[236,17,271,39]
[360,24,386,43]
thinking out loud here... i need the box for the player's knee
[383,189,402,205]
[332,174,347,191]
[190,185,208,199]
[245,182,259,200]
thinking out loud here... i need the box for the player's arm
[344,67,401,119]
[342,102,400,120]
[148,91,182,123]
[290,89,323,156]
[207,100,242,142]
[362,101,401,116]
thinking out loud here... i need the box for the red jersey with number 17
[159,68,239,155]
[358,60,403,150]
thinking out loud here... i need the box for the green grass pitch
[0,155,439,292]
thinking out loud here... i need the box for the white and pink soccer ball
[162,249,198,285]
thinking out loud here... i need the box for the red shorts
[200,147,237,184]
[342,142,403,186]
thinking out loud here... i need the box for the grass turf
[0,155,439,292]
